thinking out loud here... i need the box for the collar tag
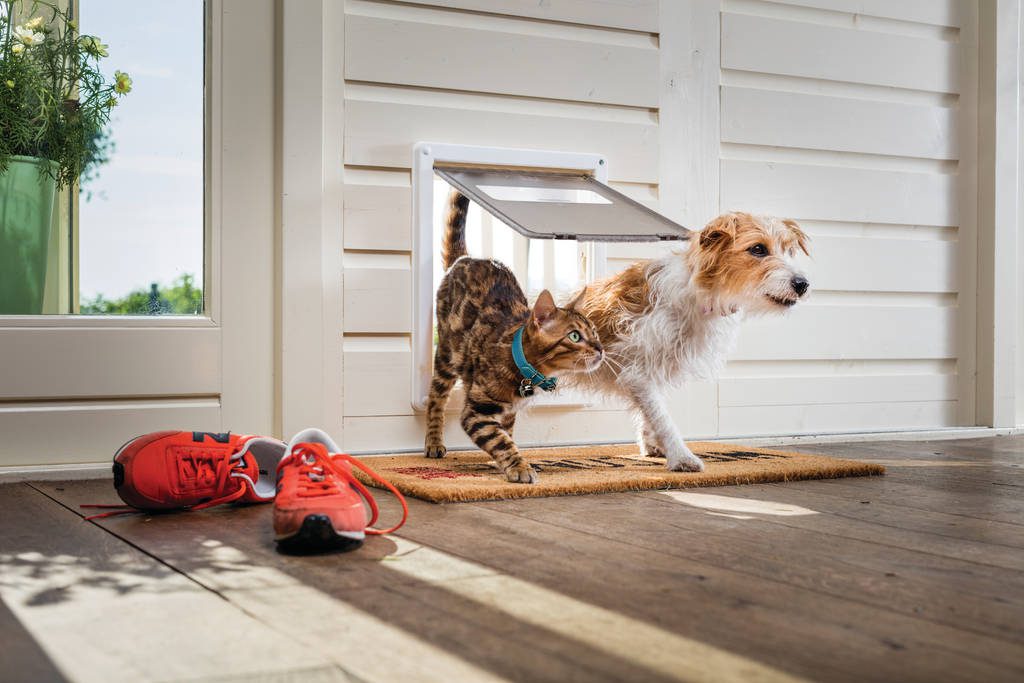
[518,379,535,398]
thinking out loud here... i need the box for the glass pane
[477,185,612,204]
[77,0,204,315]
[0,0,204,315]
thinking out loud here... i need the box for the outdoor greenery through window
[0,0,204,315]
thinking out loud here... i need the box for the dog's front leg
[627,384,704,472]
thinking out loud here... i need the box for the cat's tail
[442,190,470,270]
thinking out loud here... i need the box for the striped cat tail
[442,190,470,269]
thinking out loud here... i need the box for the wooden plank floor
[1,436,1022,683]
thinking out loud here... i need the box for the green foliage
[81,273,204,315]
[0,0,130,189]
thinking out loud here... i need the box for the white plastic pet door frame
[411,142,691,411]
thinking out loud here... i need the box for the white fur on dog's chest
[613,255,741,386]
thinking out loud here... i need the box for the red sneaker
[274,428,408,554]
[82,431,286,519]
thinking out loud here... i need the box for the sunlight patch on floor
[657,491,820,517]
[189,540,509,683]
[384,537,808,683]
[0,550,318,683]
[0,546,507,683]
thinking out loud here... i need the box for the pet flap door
[435,166,690,243]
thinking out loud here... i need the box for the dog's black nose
[791,276,809,296]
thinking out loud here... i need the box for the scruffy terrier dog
[569,212,810,472]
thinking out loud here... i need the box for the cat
[424,190,605,483]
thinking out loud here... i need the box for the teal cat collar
[512,326,557,397]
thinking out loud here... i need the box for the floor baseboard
[3,426,1021,482]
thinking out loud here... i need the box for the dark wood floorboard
[2,435,1023,683]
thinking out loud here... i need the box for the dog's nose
[791,276,809,296]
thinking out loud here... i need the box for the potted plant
[0,0,130,313]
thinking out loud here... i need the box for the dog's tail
[442,190,470,270]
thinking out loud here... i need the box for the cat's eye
[748,243,769,257]
[567,330,582,343]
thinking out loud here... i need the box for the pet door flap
[435,166,690,242]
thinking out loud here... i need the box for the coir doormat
[355,443,884,503]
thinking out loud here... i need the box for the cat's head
[524,289,604,376]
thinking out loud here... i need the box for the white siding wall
[338,0,978,452]
[714,0,975,435]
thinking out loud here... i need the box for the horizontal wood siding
[340,0,665,449]
[712,0,973,435]
[340,0,976,450]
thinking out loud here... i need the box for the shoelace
[81,450,251,521]
[280,443,408,535]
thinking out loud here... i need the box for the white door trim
[0,0,276,465]
[277,0,345,440]
[976,0,1021,428]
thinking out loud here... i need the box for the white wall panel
[757,0,961,27]
[0,327,220,400]
[413,0,659,32]
[718,0,974,434]
[721,160,958,226]
[344,183,411,252]
[345,13,659,107]
[733,306,956,361]
[344,96,658,184]
[722,87,958,159]
[722,12,960,93]
[0,399,221,465]
[343,256,412,334]
[337,0,978,448]
[719,400,958,436]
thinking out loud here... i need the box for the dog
[569,212,810,472]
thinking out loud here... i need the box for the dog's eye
[748,243,769,257]
[567,330,582,343]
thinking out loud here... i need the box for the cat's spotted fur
[425,191,604,483]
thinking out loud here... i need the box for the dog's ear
[699,213,739,250]
[565,286,586,312]
[782,219,810,256]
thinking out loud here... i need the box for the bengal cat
[424,191,605,483]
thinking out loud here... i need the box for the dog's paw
[643,445,666,459]
[666,452,705,472]
[505,462,538,484]
[424,443,447,459]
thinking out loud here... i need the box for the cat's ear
[532,289,557,327]
[566,286,587,311]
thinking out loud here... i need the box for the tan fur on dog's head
[687,212,810,314]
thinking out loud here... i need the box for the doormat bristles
[355,442,884,503]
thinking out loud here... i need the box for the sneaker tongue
[235,437,287,501]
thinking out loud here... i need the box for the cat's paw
[505,462,538,484]
[424,443,447,459]
[666,452,705,472]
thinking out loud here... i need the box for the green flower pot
[0,155,59,314]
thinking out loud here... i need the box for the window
[76,0,205,315]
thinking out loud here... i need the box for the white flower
[24,16,46,31]
[11,43,25,55]
[14,25,45,46]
